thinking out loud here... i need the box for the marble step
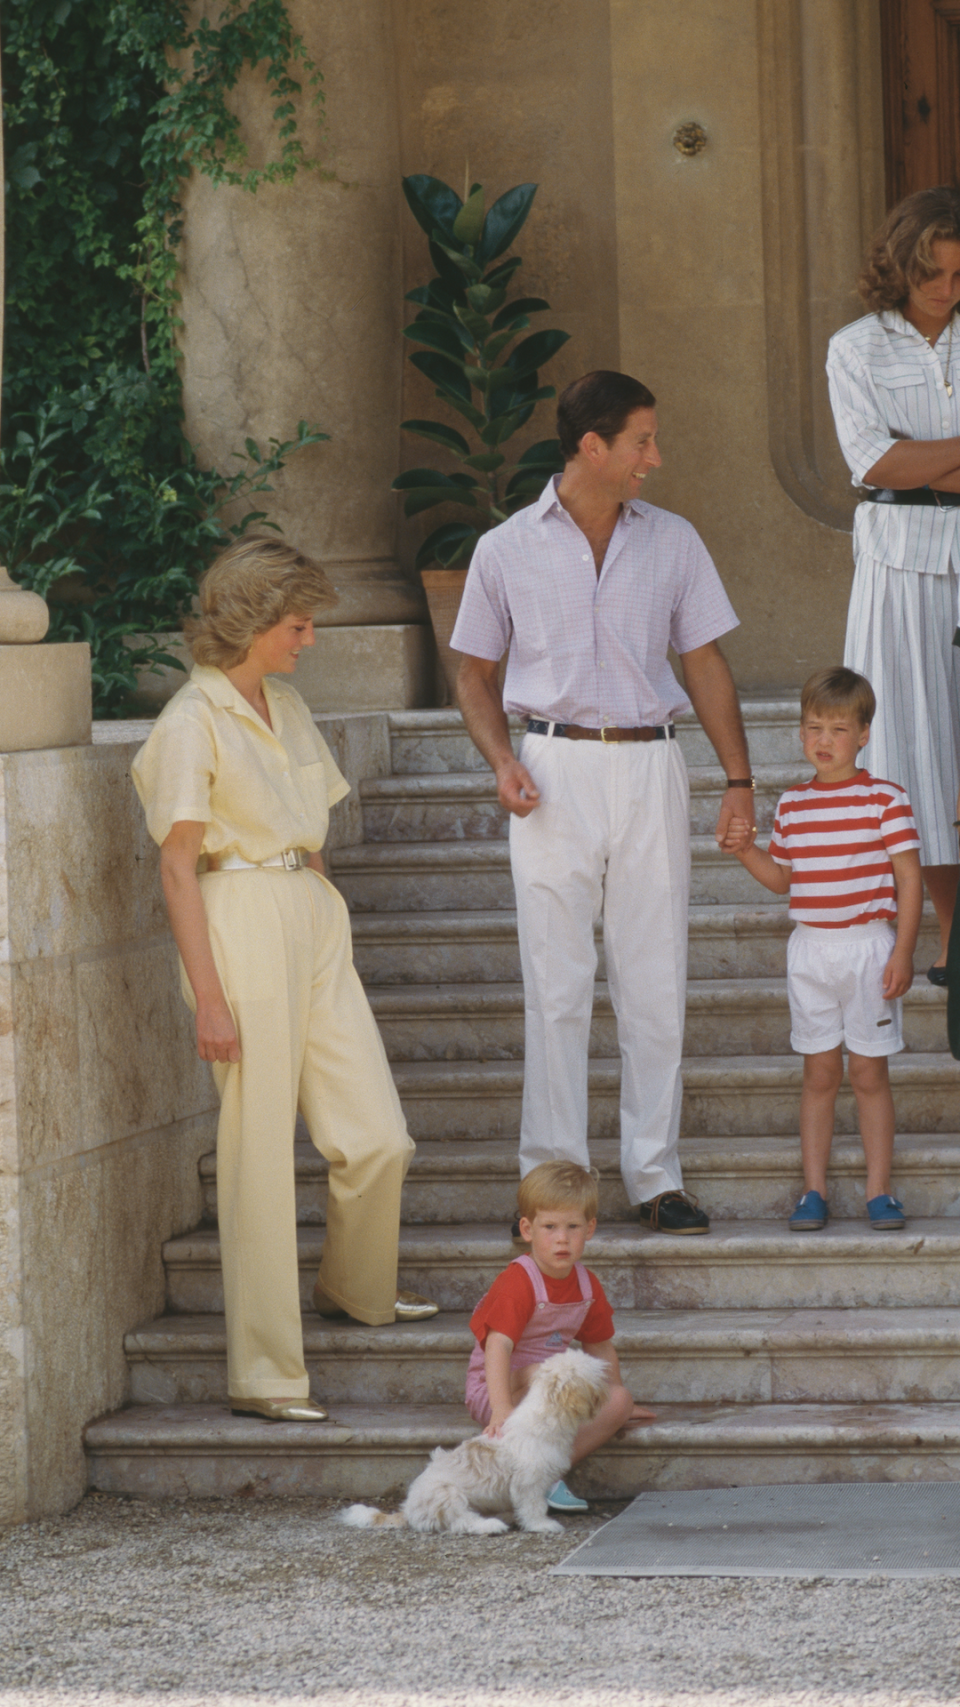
[198,1134,960,1227]
[334,836,821,913]
[387,702,804,775]
[162,1218,960,1316]
[124,1305,960,1408]
[84,1398,960,1501]
[388,1053,960,1141]
[358,765,795,843]
[367,977,947,1062]
[347,902,941,985]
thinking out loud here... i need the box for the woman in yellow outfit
[132,536,437,1422]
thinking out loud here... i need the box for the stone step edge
[365,977,946,1016]
[359,765,803,801]
[162,1217,960,1267]
[196,1132,960,1181]
[124,1306,960,1362]
[389,1053,960,1091]
[84,1398,960,1457]
[348,902,791,934]
[334,840,792,872]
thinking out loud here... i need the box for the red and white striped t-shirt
[768,772,920,927]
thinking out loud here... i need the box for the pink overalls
[464,1254,595,1426]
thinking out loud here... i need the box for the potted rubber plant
[395,174,570,697]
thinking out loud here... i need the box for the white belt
[215,848,308,872]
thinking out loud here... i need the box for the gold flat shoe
[231,1396,328,1422]
[313,1278,439,1322]
[394,1289,439,1322]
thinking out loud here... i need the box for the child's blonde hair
[800,665,876,729]
[517,1161,599,1223]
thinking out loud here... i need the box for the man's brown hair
[556,370,656,461]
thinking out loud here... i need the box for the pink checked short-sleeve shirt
[450,476,739,727]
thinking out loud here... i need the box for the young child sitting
[465,1160,655,1512]
[723,666,923,1232]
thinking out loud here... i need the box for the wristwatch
[726,776,755,789]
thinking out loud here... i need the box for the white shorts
[786,920,904,1058]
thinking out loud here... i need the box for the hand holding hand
[715,788,757,850]
[721,815,758,854]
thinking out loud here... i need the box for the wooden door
[881,0,960,203]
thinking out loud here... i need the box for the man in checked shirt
[451,370,756,1235]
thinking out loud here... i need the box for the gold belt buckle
[600,723,612,744]
[281,848,303,870]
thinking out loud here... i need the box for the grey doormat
[553,1482,960,1578]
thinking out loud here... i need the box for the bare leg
[569,1384,645,1467]
[847,1050,895,1200]
[799,1047,844,1196]
[922,864,959,966]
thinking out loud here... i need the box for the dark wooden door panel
[882,0,960,203]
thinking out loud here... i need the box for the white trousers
[509,731,690,1204]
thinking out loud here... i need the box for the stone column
[175,0,431,711]
[607,0,884,688]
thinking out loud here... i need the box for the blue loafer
[546,1479,588,1513]
[867,1193,906,1229]
[789,1189,829,1230]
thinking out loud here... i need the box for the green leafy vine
[0,0,326,715]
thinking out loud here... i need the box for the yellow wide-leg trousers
[186,867,414,1401]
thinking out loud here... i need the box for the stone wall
[175,0,888,691]
[0,713,388,1524]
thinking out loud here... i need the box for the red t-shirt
[469,1262,615,1350]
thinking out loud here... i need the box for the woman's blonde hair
[187,535,338,669]
[517,1161,599,1224]
[858,186,960,314]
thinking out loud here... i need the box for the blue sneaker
[867,1193,906,1229]
[546,1479,588,1513]
[789,1189,829,1230]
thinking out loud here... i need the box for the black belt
[526,718,675,743]
[869,488,960,508]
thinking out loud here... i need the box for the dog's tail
[339,1503,407,1529]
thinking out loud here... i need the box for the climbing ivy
[0,1,326,715]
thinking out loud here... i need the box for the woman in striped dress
[827,185,960,981]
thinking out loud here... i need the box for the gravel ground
[2,1492,960,1707]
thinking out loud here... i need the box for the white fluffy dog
[340,1347,609,1537]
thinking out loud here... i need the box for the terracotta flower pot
[420,567,468,704]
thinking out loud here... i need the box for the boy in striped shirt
[724,667,923,1231]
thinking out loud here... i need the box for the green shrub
[0,0,325,715]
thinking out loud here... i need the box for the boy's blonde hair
[517,1161,599,1223]
[187,535,338,669]
[800,666,875,729]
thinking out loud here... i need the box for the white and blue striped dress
[827,309,960,866]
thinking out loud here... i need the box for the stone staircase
[85,700,960,1501]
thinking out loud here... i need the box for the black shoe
[637,1190,710,1234]
[927,964,948,987]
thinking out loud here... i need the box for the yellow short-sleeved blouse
[131,665,349,863]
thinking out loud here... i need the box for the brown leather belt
[526,718,674,743]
